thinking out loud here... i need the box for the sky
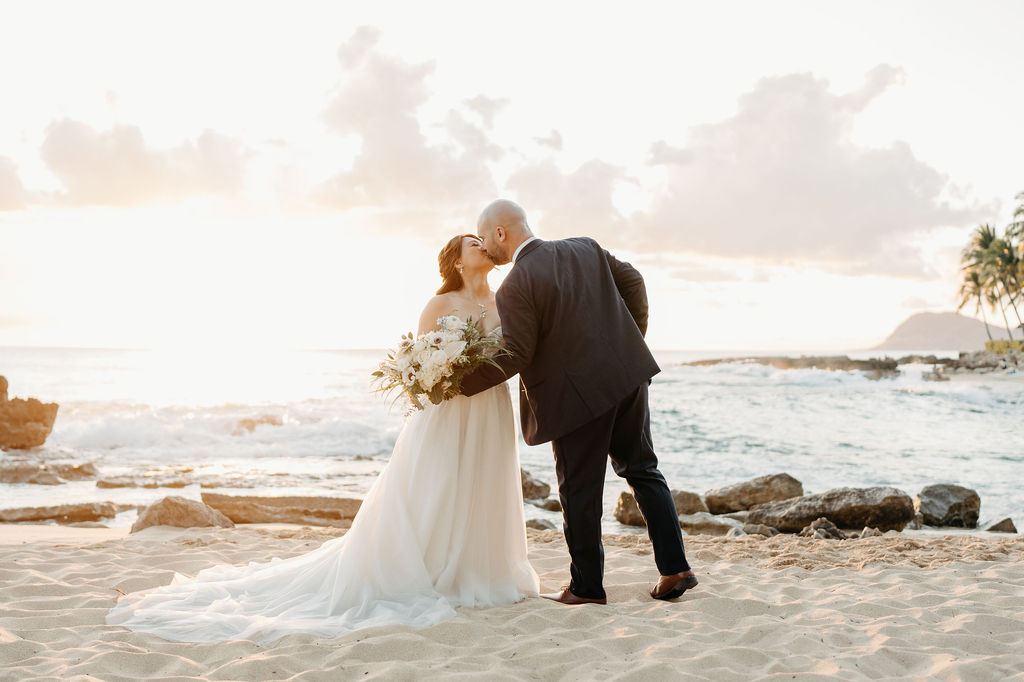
[1,0,1022,351]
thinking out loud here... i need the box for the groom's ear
[495,226,505,242]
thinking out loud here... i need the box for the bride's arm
[416,296,450,337]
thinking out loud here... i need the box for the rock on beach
[201,493,362,528]
[915,484,981,528]
[0,376,59,450]
[0,502,117,524]
[132,496,235,532]
[704,473,804,514]
[745,486,916,533]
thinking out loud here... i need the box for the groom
[461,199,696,605]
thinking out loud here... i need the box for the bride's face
[460,236,494,272]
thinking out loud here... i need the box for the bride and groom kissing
[106,199,697,644]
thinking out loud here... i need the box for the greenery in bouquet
[372,315,506,412]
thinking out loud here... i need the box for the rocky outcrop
[131,496,235,532]
[678,512,743,536]
[201,493,362,527]
[952,350,1021,372]
[614,492,645,526]
[672,490,708,515]
[704,473,803,514]
[0,461,97,485]
[0,377,59,450]
[914,484,981,528]
[521,469,551,500]
[745,486,915,532]
[0,501,117,524]
[984,518,1017,533]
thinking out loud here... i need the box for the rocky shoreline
[611,472,1017,538]
[683,350,1023,379]
[1,467,1016,540]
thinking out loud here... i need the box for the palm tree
[958,270,994,340]
[961,224,1015,340]
[989,237,1023,329]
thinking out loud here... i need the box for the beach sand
[1,524,1022,681]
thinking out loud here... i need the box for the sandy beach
[1,524,1022,681]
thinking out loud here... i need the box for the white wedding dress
[106,354,539,643]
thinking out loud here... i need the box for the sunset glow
[2,1,1022,351]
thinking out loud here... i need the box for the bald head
[476,199,534,265]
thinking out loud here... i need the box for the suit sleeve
[460,282,539,397]
[603,248,649,337]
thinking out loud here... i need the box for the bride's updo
[436,234,476,295]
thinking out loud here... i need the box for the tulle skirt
[106,383,539,643]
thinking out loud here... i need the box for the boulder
[614,492,645,526]
[742,523,780,537]
[704,473,804,514]
[671,490,709,515]
[201,493,361,527]
[131,496,234,532]
[914,484,981,528]
[725,527,746,538]
[521,469,551,500]
[532,498,562,512]
[526,518,557,531]
[0,501,117,524]
[798,517,847,540]
[0,461,98,484]
[745,486,915,532]
[858,527,883,538]
[678,511,744,536]
[0,377,59,450]
[985,518,1017,533]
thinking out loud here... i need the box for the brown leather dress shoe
[650,571,698,600]
[540,588,607,605]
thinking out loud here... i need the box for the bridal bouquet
[372,315,505,412]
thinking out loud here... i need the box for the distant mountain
[873,312,1010,351]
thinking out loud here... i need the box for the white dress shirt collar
[512,236,538,264]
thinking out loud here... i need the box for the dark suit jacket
[461,237,660,445]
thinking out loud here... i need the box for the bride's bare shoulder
[417,294,456,335]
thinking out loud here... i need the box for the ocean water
[1,346,1021,533]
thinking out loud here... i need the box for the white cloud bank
[40,120,248,206]
[316,27,498,235]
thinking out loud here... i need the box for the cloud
[463,95,507,129]
[317,27,497,227]
[631,65,986,275]
[40,119,248,206]
[534,130,563,151]
[505,159,627,239]
[0,156,27,210]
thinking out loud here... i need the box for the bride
[107,234,540,643]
